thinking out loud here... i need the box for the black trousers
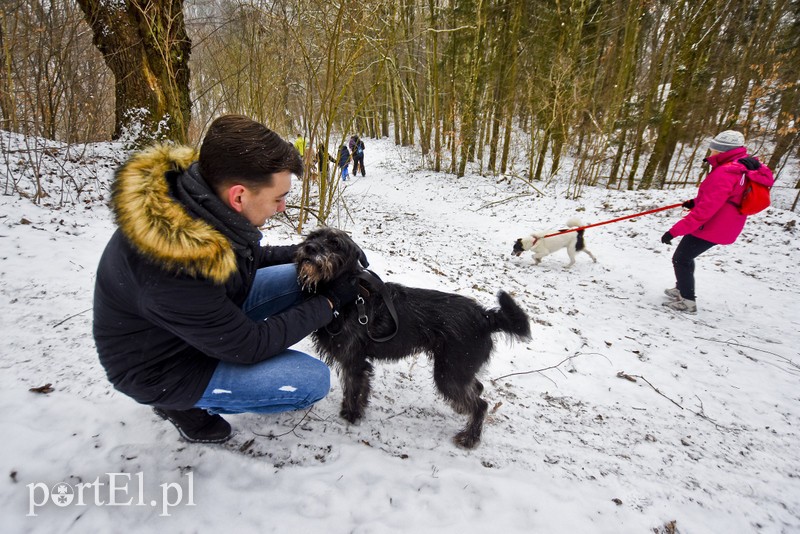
[672,234,716,301]
[352,154,365,176]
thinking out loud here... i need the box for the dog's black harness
[353,270,400,342]
[323,269,400,342]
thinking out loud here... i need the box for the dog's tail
[489,291,532,341]
[565,217,588,251]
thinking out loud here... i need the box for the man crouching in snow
[93,115,360,443]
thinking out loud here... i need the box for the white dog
[512,218,597,268]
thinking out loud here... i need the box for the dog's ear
[331,231,351,251]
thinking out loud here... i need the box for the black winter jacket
[93,145,332,409]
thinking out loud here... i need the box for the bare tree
[4,0,799,208]
[1,0,113,141]
[76,0,191,145]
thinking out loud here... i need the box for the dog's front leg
[339,358,374,423]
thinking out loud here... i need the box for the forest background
[2,0,799,227]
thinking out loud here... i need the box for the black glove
[267,243,301,265]
[661,231,673,245]
[321,274,359,316]
[682,199,695,209]
[738,157,761,171]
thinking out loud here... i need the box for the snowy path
[1,136,799,533]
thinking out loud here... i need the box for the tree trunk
[500,110,513,175]
[391,75,401,145]
[429,0,442,172]
[499,0,523,176]
[640,0,718,189]
[768,82,799,172]
[767,0,799,175]
[76,0,191,145]
[457,0,486,177]
[607,128,627,188]
[534,128,549,181]
[0,20,16,131]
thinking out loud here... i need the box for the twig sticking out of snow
[490,352,609,383]
[620,372,737,432]
[695,336,800,374]
[52,307,92,328]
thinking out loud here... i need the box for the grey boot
[663,287,681,300]
[662,298,697,314]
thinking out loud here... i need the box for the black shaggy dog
[295,227,531,449]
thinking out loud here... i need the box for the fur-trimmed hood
[111,144,238,283]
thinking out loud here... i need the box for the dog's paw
[453,430,481,449]
[340,408,364,424]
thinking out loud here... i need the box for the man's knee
[302,359,331,406]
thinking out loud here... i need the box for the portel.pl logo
[27,472,195,517]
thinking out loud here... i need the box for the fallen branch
[478,191,540,211]
[253,408,314,439]
[627,373,684,410]
[695,336,800,372]
[52,308,92,328]
[385,408,410,421]
[620,371,734,431]
[491,352,607,383]
[616,371,637,382]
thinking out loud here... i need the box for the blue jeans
[195,264,331,414]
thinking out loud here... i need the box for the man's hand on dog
[322,274,359,315]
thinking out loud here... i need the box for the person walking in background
[338,143,351,181]
[295,134,317,182]
[293,134,306,157]
[316,143,336,179]
[352,136,366,177]
[660,130,774,314]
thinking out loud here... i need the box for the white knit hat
[709,130,745,152]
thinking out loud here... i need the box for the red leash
[541,203,684,239]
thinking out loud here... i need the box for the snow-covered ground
[1,133,799,533]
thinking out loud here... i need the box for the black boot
[153,407,232,443]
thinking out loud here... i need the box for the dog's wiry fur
[295,228,531,449]
[512,217,597,267]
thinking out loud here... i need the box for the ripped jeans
[195,264,330,415]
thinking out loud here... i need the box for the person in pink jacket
[660,130,775,313]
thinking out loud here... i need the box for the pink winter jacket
[669,147,775,245]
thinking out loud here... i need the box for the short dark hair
[198,115,303,192]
